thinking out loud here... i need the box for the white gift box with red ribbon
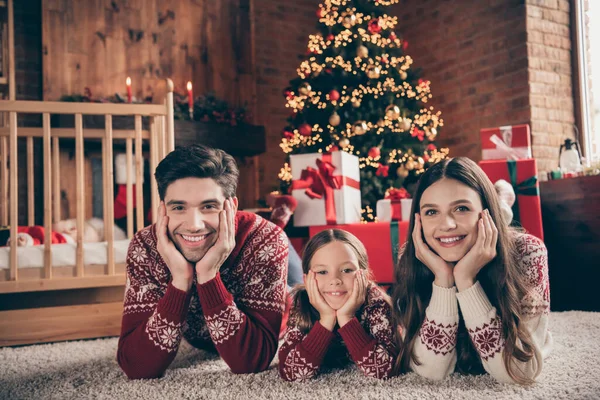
[290,151,362,227]
[376,188,412,222]
[480,125,532,160]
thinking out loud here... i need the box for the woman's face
[419,178,484,263]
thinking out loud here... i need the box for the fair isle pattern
[205,304,245,344]
[468,316,505,361]
[231,216,288,313]
[356,345,394,379]
[283,348,319,382]
[361,286,394,349]
[516,234,551,317]
[419,317,458,356]
[182,295,211,343]
[145,310,183,353]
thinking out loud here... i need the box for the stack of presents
[288,124,543,284]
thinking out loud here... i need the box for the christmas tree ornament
[385,104,400,120]
[329,145,340,152]
[341,11,357,28]
[326,33,335,41]
[396,165,409,178]
[368,147,381,158]
[377,119,386,127]
[368,18,382,34]
[316,8,326,18]
[298,82,311,95]
[357,45,369,58]
[366,65,381,79]
[429,127,437,136]
[329,112,341,126]
[399,70,408,80]
[298,123,313,136]
[282,129,295,139]
[402,40,409,51]
[376,164,390,177]
[380,55,389,64]
[401,118,412,131]
[389,31,397,41]
[352,121,368,135]
[351,98,361,108]
[329,89,340,101]
[339,137,350,148]
[405,159,416,170]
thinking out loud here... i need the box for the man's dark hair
[155,144,239,200]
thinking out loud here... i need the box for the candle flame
[126,77,131,86]
[187,81,192,91]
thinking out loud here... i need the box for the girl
[278,229,397,381]
[392,157,552,385]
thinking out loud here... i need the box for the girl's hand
[454,209,498,291]
[413,213,455,288]
[336,270,368,327]
[305,271,337,331]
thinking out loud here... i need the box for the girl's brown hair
[391,157,536,385]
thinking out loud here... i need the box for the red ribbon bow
[385,188,410,201]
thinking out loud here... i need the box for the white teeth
[182,234,207,242]
[439,236,464,244]
[327,292,344,296]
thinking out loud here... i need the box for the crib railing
[0,79,175,293]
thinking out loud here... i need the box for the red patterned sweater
[410,233,553,383]
[117,212,288,379]
[278,284,397,381]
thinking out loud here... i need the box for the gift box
[309,221,409,284]
[290,151,362,227]
[376,188,413,222]
[480,125,532,160]
[479,159,544,241]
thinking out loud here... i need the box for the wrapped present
[479,159,544,241]
[480,125,532,160]
[376,188,413,222]
[290,151,362,227]
[309,221,409,284]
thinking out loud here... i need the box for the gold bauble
[357,45,369,58]
[385,104,400,120]
[399,70,408,80]
[401,118,412,131]
[341,11,356,28]
[329,112,341,127]
[396,166,409,178]
[339,137,350,148]
[377,119,386,127]
[352,120,368,135]
[366,65,381,79]
[298,82,311,95]
[405,159,416,171]
[351,98,361,108]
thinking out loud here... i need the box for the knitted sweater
[410,233,552,383]
[279,284,396,381]
[117,212,289,379]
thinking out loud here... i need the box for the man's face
[164,177,234,263]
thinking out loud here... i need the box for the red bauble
[423,154,430,163]
[325,68,332,74]
[368,19,382,34]
[380,56,388,64]
[329,89,340,101]
[427,143,437,151]
[326,34,335,41]
[298,123,313,136]
[316,8,325,18]
[389,31,397,41]
[282,129,295,139]
[368,147,381,158]
[402,40,409,50]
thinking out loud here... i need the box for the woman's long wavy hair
[289,229,374,334]
[391,157,536,385]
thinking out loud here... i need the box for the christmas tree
[278,0,449,221]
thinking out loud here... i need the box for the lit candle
[187,81,193,119]
[126,77,132,103]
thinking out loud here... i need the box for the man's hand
[156,202,194,292]
[195,198,237,284]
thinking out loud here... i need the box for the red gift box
[480,125,532,160]
[479,159,544,241]
[309,221,409,284]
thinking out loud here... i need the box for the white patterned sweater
[410,233,553,383]
[117,212,289,379]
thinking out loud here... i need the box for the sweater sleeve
[338,286,397,379]
[197,223,288,374]
[278,312,335,382]
[410,283,459,381]
[117,229,192,379]
[456,234,552,384]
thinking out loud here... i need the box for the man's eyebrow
[166,200,186,206]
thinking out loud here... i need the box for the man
[117,144,289,379]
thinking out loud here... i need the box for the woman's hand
[336,270,368,327]
[305,271,337,331]
[413,213,455,288]
[454,209,498,291]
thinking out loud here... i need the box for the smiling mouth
[436,235,466,247]
[179,233,212,247]
[324,291,348,297]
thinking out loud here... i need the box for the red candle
[187,81,193,110]
[126,77,132,103]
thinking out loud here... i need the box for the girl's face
[308,241,360,310]
[419,178,484,263]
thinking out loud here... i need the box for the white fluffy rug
[1,311,599,400]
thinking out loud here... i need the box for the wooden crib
[0,79,175,346]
